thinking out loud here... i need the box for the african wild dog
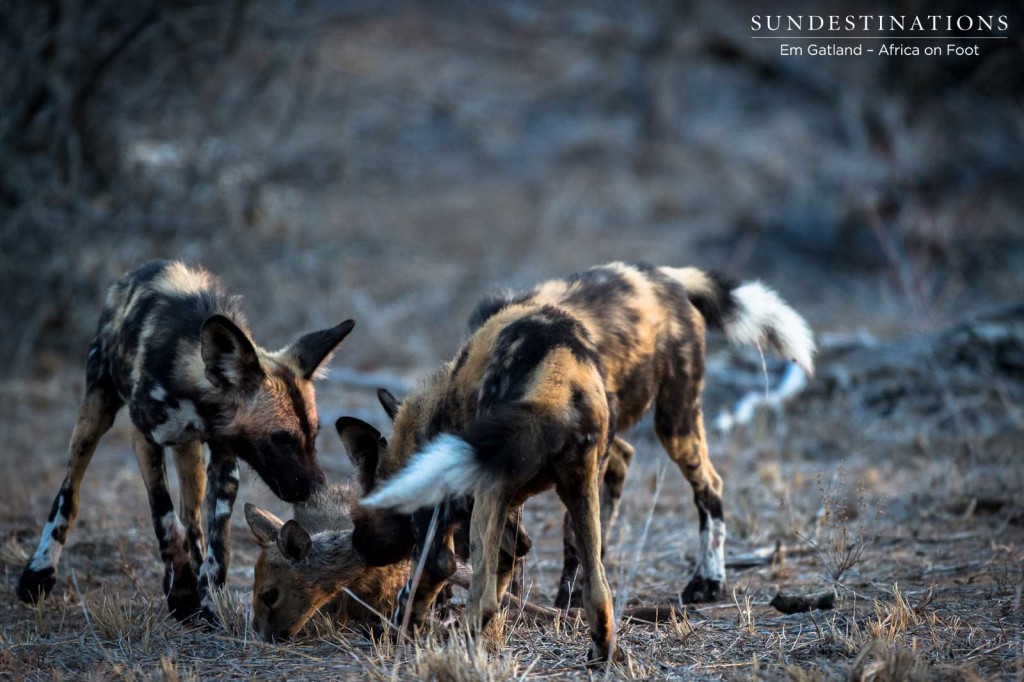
[17,260,354,621]
[360,262,815,663]
[245,415,527,641]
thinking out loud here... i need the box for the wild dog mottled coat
[17,260,353,620]
[362,261,815,663]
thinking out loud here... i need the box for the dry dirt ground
[1,312,1021,681]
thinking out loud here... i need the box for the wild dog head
[203,315,354,502]
[245,416,411,641]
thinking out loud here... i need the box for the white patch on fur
[150,384,167,401]
[227,464,240,483]
[200,555,220,585]
[725,282,816,376]
[361,435,484,513]
[215,499,231,518]
[28,495,67,571]
[161,511,186,540]
[696,518,727,583]
[151,399,205,445]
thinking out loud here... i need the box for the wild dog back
[362,261,815,662]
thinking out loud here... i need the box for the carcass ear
[376,388,401,421]
[335,416,386,492]
[201,315,264,390]
[245,503,285,548]
[284,320,355,380]
[278,520,312,562]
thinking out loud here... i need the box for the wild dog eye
[260,588,279,606]
[270,431,300,451]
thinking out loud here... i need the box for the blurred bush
[1,0,1022,377]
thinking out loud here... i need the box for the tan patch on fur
[152,262,216,298]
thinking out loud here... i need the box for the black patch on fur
[352,507,415,567]
[481,306,599,408]
[614,355,657,428]
[280,373,315,451]
[16,567,57,604]
[451,345,471,375]
[562,266,636,321]
[468,291,524,332]
[698,489,724,523]
[687,270,739,331]
[464,403,566,485]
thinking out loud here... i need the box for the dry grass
[2,364,1020,680]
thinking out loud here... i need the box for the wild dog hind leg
[555,436,633,609]
[555,455,617,664]
[466,489,514,632]
[17,364,122,603]
[655,384,725,603]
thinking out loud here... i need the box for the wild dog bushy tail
[663,267,816,376]
[361,403,562,513]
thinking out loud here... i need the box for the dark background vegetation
[2,0,1023,375]
[1,1,1022,679]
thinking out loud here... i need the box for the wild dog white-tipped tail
[726,282,816,376]
[360,434,485,514]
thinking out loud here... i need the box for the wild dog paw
[198,605,221,628]
[681,575,722,603]
[166,582,203,622]
[586,638,624,666]
[17,566,57,604]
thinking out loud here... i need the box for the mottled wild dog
[17,261,354,621]
[361,262,815,663]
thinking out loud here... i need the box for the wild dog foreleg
[17,376,121,603]
[198,450,239,620]
[132,429,200,620]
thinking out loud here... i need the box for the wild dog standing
[17,261,354,620]
[361,262,815,663]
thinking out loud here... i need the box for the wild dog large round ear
[376,388,401,421]
[278,520,312,562]
[245,503,285,548]
[335,416,385,493]
[287,319,356,380]
[201,315,263,390]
